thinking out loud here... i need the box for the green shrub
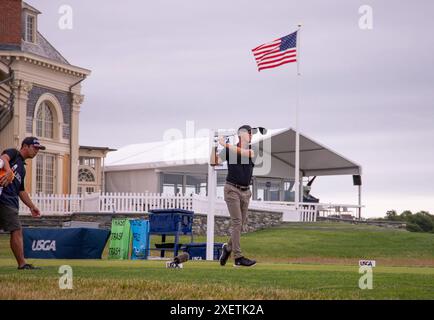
[407,212,434,233]
[406,223,423,232]
[385,210,433,233]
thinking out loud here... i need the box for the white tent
[105,128,361,179]
[251,128,361,178]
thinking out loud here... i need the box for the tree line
[381,210,434,233]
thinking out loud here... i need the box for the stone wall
[19,209,284,236]
[192,210,283,236]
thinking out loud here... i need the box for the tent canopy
[105,128,361,178]
[251,128,362,178]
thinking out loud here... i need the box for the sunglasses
[248,127,267,135]
[237,127,268,136]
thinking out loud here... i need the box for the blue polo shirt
[0,149,26,209]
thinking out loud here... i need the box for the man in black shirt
[0,137,44,270]
[212,125,257,267]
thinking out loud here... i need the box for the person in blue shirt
[0,137,44,270]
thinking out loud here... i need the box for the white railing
[248,200,318,222]
[19,193,82,216]
[190,195,309,221]
[19,192,362,222]
[315,203,362,220]
[98,192,193,213]
[19,192,194,216]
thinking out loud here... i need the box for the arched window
[36,102,54,138]
[78,168,95,182]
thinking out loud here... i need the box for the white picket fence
[98,193,193,213]
[19,194,82,216]
[19,192,193,215]
[19,192,361,222]
[190,195,318,222]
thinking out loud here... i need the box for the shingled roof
[0,2,70,66]
[21,32,70,65]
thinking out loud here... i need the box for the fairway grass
[1,259,433,299]
[0,222,433,299]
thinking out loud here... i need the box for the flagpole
[294,24,302,214]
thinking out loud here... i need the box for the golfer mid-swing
[211,125,258,267]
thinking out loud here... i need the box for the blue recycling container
[182,242,223,260]
[130,219,150,260]
[149,209,194,234]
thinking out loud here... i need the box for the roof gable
[22,2,41,15]
[21,31,69,65]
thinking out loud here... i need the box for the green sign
[108,218,131,260]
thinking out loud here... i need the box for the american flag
[252,31,297,72]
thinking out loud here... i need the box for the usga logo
[359,260,376,267]
[32,240,56,251]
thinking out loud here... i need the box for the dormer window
[22,2,41,44]
[25,14,36,43]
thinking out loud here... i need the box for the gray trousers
[223,183,251,259]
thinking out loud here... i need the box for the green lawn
[0,222,433,299]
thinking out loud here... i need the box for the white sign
[359,260,376,267]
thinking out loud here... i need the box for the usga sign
[32,240,57,251]
[359,260,376,267]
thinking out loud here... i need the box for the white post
[206,130,217,261]
[294,24,302,212]
[358,184,362,220]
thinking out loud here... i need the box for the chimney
[0,0,22,50]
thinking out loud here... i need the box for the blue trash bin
[148,209,194,257]
[130,219,150,260]
[149,209,194,234]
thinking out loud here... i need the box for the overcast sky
[28,0,434,217]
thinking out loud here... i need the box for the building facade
[0,1,90,194]
[78,146,116,194]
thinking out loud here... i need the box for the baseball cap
[238,125,257,134]
[21,137,46,150]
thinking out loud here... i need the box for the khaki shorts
[0,203,21,232]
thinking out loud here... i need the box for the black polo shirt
[0,149,26,209]
[219,145,258,187]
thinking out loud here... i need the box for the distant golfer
[211,125,258,267]
[0,137,45,270]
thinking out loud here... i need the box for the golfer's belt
[226,181,250,191]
